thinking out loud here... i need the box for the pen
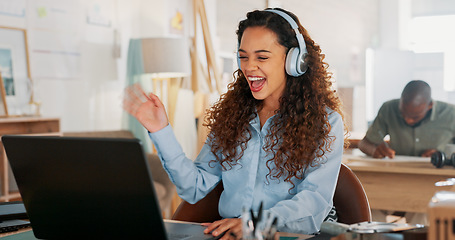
[266,217,278,240]
[249,202,264,237]
[250,208,256,236]
[257,201,263,224]
[378,130,389,148]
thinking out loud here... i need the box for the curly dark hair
[204,8,347,189]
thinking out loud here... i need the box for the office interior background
[0,0,454,142]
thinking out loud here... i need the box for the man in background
[358,80,455,225]
[359,80,455,159]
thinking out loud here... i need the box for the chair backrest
[334,163,371,224]
[172,182,223,223]
[172,163,371,224]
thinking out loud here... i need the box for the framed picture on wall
[0,26,31,116]
[0,47,15,96]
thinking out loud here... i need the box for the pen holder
[428,191,455,240]
[242,206,278,240]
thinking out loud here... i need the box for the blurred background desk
[343,151,455,214]
[0,117,60,202]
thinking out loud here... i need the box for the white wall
[2,0,454,134]
[0,0,209,132]
[367,0,455,122]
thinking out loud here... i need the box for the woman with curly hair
[124,8,345,239]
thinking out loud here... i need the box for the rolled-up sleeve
[149,125,222,203]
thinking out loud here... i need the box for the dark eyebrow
[238,49,271,54]
[255,50,271,54]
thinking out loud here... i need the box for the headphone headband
[264,9,307,56]
[265,9,298,31]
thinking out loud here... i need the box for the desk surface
[343,151,455,213]
[0,229,409,240]
[346,158,455,176]
[0,228,414,240]
[0,220,313,240]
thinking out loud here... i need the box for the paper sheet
[344,154,431,163]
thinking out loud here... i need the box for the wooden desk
[343,152,455,213]
[0,117,60,202]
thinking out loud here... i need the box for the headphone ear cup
[450,153,455,167]
[285,47,309,77]
[285,47,300,77]
[299,52,309,74]
[431,151,446,168]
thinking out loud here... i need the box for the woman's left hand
[201,218,242,240]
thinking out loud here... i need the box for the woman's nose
[244,60,258,71]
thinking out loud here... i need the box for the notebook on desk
[2,135,215,240]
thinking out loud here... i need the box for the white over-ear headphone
[237,9,309,77]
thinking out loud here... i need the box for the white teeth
[249,77,264,81]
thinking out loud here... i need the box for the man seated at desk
[358,80,455,225]
[358,80,455,159]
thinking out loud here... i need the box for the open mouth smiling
[248,76,266,92]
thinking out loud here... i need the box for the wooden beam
[191,0,199,93]
[191,0,222,94]
[197,0,222,93]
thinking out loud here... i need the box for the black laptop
[2,135,214,240]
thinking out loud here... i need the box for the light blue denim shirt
[149,110,343,234]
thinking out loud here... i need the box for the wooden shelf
[0,116,61,202]
[0,191,20,202]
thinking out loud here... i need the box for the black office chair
[172,163,371,224]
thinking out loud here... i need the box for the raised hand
[122,83,169,133]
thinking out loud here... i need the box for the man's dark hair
[401,80,432,105]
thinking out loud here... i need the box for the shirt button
[416,138,419,142]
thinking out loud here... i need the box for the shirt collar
[249,113,261,132]
[248,110,277,133]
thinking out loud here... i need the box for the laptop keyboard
[168,232,215,240]
[0,220,30,233]
[168,233,192,240]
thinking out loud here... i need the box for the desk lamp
[140,37,191,125]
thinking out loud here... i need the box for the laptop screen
[2,135,167,239]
